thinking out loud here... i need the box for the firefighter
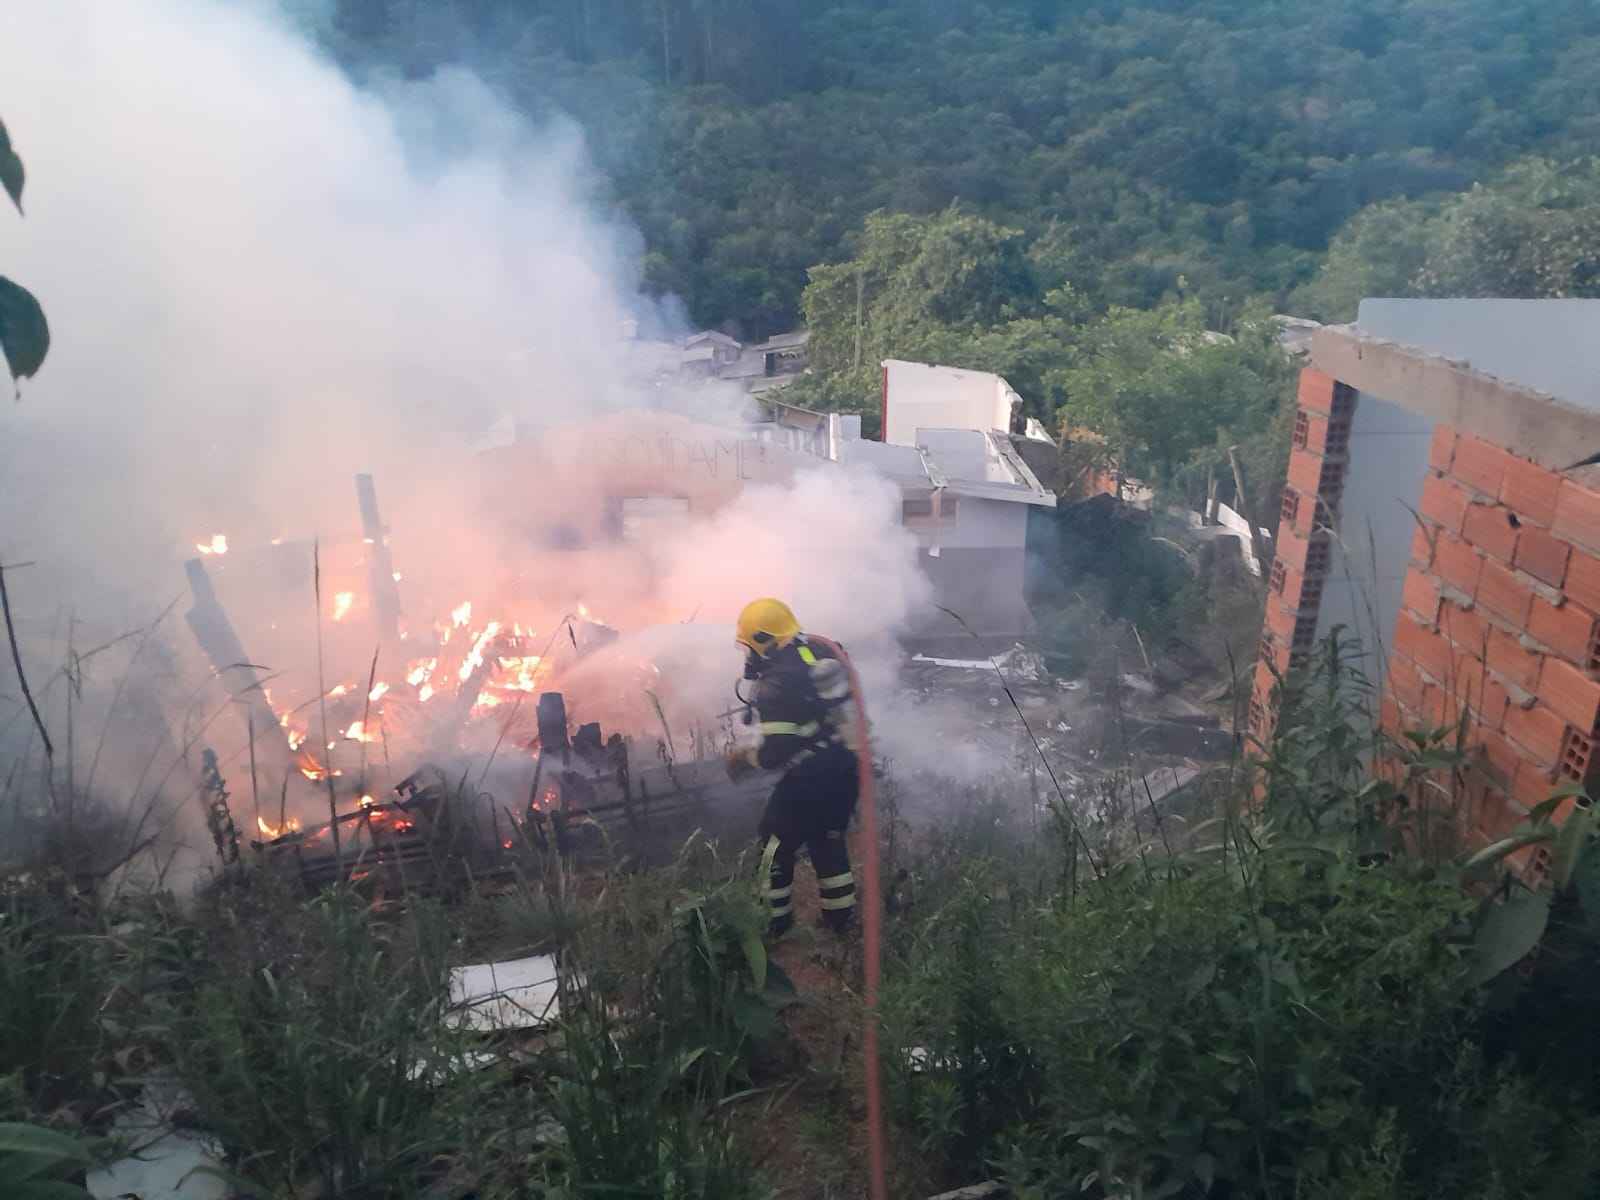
[726,598,860,938]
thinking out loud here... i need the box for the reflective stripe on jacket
[753,636,858,772]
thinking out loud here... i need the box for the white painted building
[879,359,1024,448]
[760,358,1056,641]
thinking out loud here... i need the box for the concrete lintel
[1310,325,1600,472]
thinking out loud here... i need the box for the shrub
[884,842,1476,1196]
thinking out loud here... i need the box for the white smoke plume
[0,0,935,852]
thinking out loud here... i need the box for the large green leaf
[0,1124,95,1167]
[1460,828,1555,876]
[0,1122,96,1198]
[13,1183,93,1200]
[1573,840,1600,924]
[1551,797,1596,893]
[1465,890,1550,989]
[0,118,23,213]
[740,928,767,992]
[0,276,50,387]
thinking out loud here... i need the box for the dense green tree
[311,0,1600,335]
[783,207,1084,429]
[1288,199,1436,323]
[1417,158,1600,300]
[1057,302,1293,492]
[1295,157,1600,322]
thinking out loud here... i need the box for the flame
[196,534,228,555]
[296,748,341,782]
[329,684,351,698]
[333,592,355,622]
[577,602,590,619]
[368,681,390,702]
[458,621,502,683]
[286,728,307,751]
[359,794,375,808]
[257,815,301,838]
[451,601,472,627]
[405,658,436,688]
[392,571,403,583]
[418,683,434,703]
[343,720,373,742]
[495,655,544,692]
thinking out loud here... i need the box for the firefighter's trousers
[760,751,859,936]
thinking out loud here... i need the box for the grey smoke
[0,1,943,846]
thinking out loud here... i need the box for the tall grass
[880,629,1600,1198]
[0,895,111,1123]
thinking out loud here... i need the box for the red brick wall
[1383,426,1600,861]
[1249,369,1356,744]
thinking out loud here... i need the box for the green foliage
[538,844,784,1199]
[885,630,1600,1198]
[0,897,112,1124]
[1025,503,1194,663]
[0,115,49,391]
[785,206,1082,429]
[0,118,24,213]
[1057,301,1295,490]
[549,972,772,1200]
[1289,199,1438,322]
[1295,158,1600,321]
[320,1,1600,334]
[150,884,470,1198]
[884,840,1478,1197]
[130,842,786,1199]
[1417,158,1600,300]
[0,1122,100,1199]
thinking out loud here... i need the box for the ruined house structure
[474,357,1056,642]
[619,321,812,395]
[1252,299,1600,861]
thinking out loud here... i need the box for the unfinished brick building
[1252,300,1600,858]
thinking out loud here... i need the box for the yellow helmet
[736,597,801,658]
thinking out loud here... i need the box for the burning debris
[178,472,775,892]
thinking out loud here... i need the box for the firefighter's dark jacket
[751,636,857,773]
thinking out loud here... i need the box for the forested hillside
[321,0,1600,337]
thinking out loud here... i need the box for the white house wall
[939,494,1028,551]
[883,360,1014,447]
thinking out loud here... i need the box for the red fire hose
[808,636,888,1200]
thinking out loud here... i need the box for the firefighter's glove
[724,744,759,781]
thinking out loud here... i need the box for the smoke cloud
[0,0,934,845]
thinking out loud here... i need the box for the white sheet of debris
[911,653,996,670]
[88,1086,226,1200]
[446,954,561,1031]
[911,644,1046,681]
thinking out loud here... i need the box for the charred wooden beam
[184,558,288,769]
[355,473,403,642]
[536,693,571,764]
